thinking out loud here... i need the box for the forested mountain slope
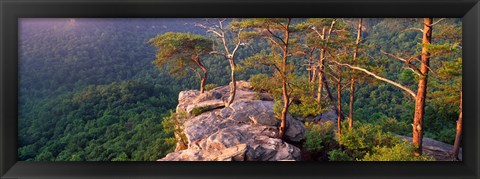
[18,18,461,161]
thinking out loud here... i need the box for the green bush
[373,116,410,136]
[424,128,456,145]
[161,111,188,149]
[288,94,323,117]
[328,149,353,161]
[338,120,403,160]
[248,74,279,94]
[190,106,211,116]
[362,140,435,161]
[204,83,218,91]
[304,121,337,153]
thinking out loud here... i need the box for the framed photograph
[1,0,479,178]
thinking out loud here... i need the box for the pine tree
[147,32,213,93]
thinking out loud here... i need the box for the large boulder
[159,81,305,161]
[284,115,306,143]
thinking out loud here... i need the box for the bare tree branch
[266,26,287,46]
[311,26,324,39]
[326,19,337,41]
[324,68,339,82]
[329,59,417,98]
[231,29,243,57]
[411,56,438,76]
[341,80,353,91]
[208,29,223,38]
[189,66,201,79]
[267,36,284,51]
[381,50,423,76]
[430,18,446,26]
[209,51,227,57]
[402,27,424,33]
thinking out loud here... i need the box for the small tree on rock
[147,32,213,93]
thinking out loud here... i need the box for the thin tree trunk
[214,19,242,107]
[307,67,313,82]
[317,49,325,105]
[453,91,462,160]
[322,75,345,120]
[317,26,327,108]
[226,59,236,107]
[280,78,289,138]
[413,18,432,156]
[323,75,334,102]
[337,78,342,135]
[349,18,362,129]
[279,18,291,139]
[308,47,315,83]
[198,62,208,94]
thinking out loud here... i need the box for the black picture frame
[1,0,479,178]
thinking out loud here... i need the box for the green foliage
[248,74,279,94]
[204,83,218,91]
[288,77,328,117]
[328,149,354,161]
[147,32,213,80]
[191,106,211,117]
[424,128,456,145]
[362,141,434,161]
[19,80,177,161]
[288,95,321,117]
[162,111,188,147]
[372,116,410,136]
[330,121,435,161]
[111,152,129,161]
[304,121,337,153]
[337,121,403,160]
[250,74,326,118]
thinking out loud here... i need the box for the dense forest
[18,18,461,161]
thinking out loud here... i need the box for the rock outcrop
[159,81,305,161]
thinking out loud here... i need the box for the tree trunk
[322,75,345,120]
[278,18,291,139]
[226,59,236,107]
[349,18,362,129]
[307,64,313,82]
[453,91,462,160]
[413,18,432,156]
[337,78,342,135]
[308,48,315,83]
[279,78,289,138]
[317,49,325,107]
[323,75,334,102]
[317,26,327,109]
[198,63,208,94]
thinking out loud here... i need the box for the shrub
[424,128,456,145]
[204,83,218,91]
[304,121,337,153]
[248,74,279,94]
[161,111,188,150]
[190,106,211,116]
[362,140,435,161]
[328,149,353,161]
[338,120,402,160]
[288,94,324,117]
[373,116,410,136]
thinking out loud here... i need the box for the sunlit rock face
[159,81,304,161]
